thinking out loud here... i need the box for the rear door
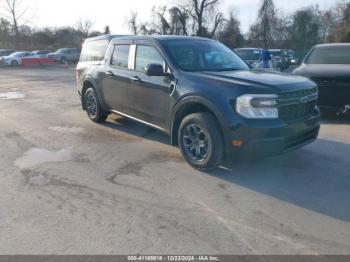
[127,40,172,129]
[101,40,133,112]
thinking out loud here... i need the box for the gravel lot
[0,66,349,255]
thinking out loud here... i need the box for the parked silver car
[48,48,80,63]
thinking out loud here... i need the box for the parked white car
[1,51,33,66]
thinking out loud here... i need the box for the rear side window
[135,45,164,72]
[111,45,130,68]
[80,40,109,62]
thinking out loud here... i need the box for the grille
[279,100,317,121]
[278,88,318,122]
[278,87,318,99]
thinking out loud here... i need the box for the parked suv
[234,48,262,67]
[269,49,290,71]
[293,43,350,116]
[48,48,80,63]
[76,35,320,170]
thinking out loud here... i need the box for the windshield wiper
[209,68,240,72]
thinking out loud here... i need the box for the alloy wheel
[86,91,97,119]
[182,124,210,162]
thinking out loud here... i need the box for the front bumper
[1,59,11,66]
[225,113,320,157]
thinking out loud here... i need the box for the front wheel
[178,113,224,171]
[84,88,108,123]
[11,60,18,67]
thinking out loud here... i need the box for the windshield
[162,39,249,72]
[235,49,261,61]
[56,49,65,53]
[306,46,350,64]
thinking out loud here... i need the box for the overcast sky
[28,0,337,34]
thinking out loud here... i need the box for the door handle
[105,71,115,77]
[130,76,141,82]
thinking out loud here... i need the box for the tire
[178,113,224,171]
[60,57,67,64]
[84,88,108,123]
[11,60,18,67]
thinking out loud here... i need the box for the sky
[26,0,337,34]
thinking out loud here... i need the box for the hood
[294,64,350,79]
[1,55,18,60]
[244,60,259,66]
[189,70,312,92]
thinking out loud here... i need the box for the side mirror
[145,63,165,76]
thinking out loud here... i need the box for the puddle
[15,148,73,169]
[28,173,50,186]
[0,92,26,100]
[49,126,85,134]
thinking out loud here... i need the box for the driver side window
[135,45,164,73]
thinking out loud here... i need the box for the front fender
[170,95,229,145]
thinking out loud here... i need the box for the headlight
[236,94,278,119]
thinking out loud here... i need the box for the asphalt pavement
[0,66,349,254]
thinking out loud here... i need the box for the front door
[127,43,172,130]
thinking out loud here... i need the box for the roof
[315,43,350,48]
[235,48,261,50]
[85,34,215,43]
[84,34,130,42]
[144,35,213,41]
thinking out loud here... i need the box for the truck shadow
[102,116,171,145]
[321,114,350,125]
[102,115,350,223]
[211,139,350,223]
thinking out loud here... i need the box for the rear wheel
[178,113,224,171]
[84,88,108,123]
[60,57,67,64]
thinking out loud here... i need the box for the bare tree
[152,6,171,35]
[104,25,111,35]
[181,0,226,37]
[218,10,244,48]
[127,11,140,35]
[169,7,189,35]
[257,0,277,48]
[76,18,95,37]
[328,1,350,42]
[133,0,225,37]
[1,0,28,39]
